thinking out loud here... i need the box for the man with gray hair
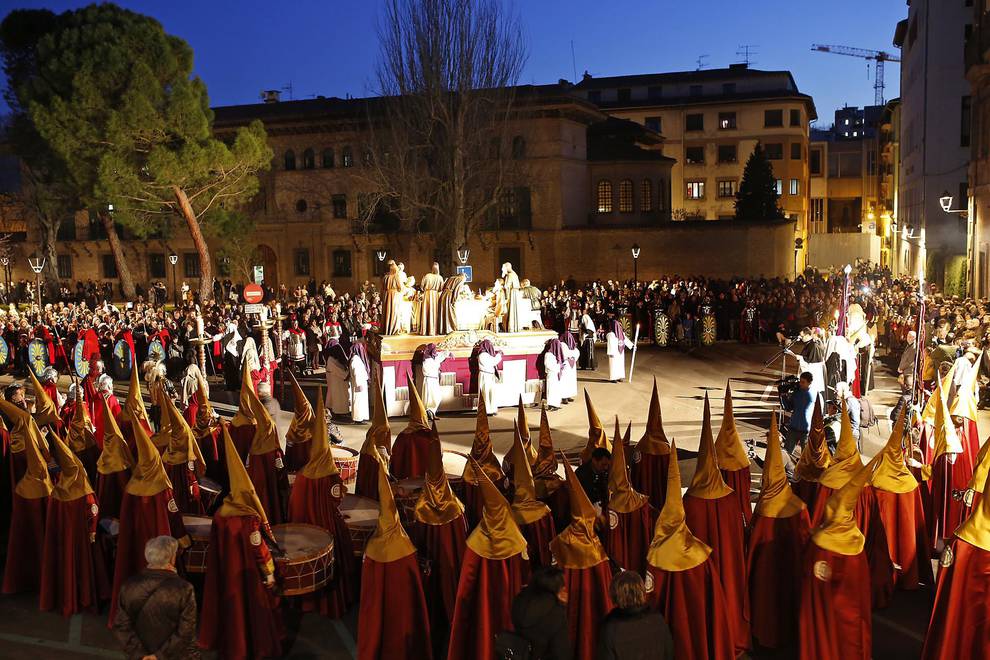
[113,536,198,660]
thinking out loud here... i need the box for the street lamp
[631,243,641,282]
[28,254,45,320]
[376,249,387,262]
[939,190,967,215]
[168,252,178,306]
[457,245,470,265]
[0,256,9,298]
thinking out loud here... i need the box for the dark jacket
[511,585,574,660]
[576,462,608,508]
[596,606,674,660]
[112,569,199,660]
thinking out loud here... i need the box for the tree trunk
[39,216,61,300]
[173,186,213,303]
[100,212,136,300]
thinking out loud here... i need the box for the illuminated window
[597,180,613,213]
[342,146,353,168]
[686,180,705,199]
[717,180,736,198]
[619,180,634,212]
[718,112,737,129]
[641,179,654,212]
[789,178,800,195]
[774,179,783,195]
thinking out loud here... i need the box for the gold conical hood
[0,399,53,499]
[97,392,133,475]
[921,363,956,425]
[754,411,805,518]
[67,390,97,454]
[949,353,981,422]
[217,423,270,530]
[244,374,280,456]
[509,420,551,525]
[365,448,417,562]
[811,453,882,556]
[580,390,611,462]
[284,372,314,449]
[647,438,712,571]
[819,401,863,490]
[300,388,338,480]
[517,396,537,465]
[122,359,151,430]
[608,416,648,512]
[638,378,670,456]
[931,379,963,460]
[413,421,465,526]
[966,437,990,496]
[956,483,990,551]
[715,382,750,470]
[124,406,172,497]
[465,458,529,560]
[364,377,392,454]
[50,429,94,502]
[795,400,831,482]
[403,375,430,433]
[27,367,59,427]
[231,362,257,428]
[686,394,734,500]
[550,453,608,568]
[160,392,206,475]
[870,410,918,494]
[462,397,505,486]
[193,376,219,441]
[532,405,559,481]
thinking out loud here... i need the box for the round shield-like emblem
[90,503,99,516]
[147,338,165,363]
[275,457,284,470]
[167,498,179,513]
[940,546,955,568]
[331,483,344,500]
[112,339,133,380]
[72,340,89,379]
[813,560,832,581]
[249,531,262,546]
[644,571,655,593]
[27,339,50,377]
[0,336,8,366]
[701,315,717,346]
[608,510,619,530]
[633,449,642,464]
[964,489,975,508]
[654,313,670,347]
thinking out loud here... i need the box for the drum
[394,477,425,523]
[700,314,717,347]
[340,494,379,557]
[182,514,213,573]
[111,339,133,380]
[333,446,360,487]
[272,523,335,596]
[72,340,89,379]
[198,476,223,512]
[442,450,468,499]
[27,339,49,377]
[654,313,670,347]
[148,338,166,363]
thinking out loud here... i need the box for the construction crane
[811,44,901,105]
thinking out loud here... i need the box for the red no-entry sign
[243,283,264,304]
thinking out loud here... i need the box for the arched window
[284,149,296,171]
[511,135,526,159]
[641,179,653,212]
[342,146,353,168]
[619,179,634,213]
[322,148,335,168]
[302,148,315,169]
[597,180,613,213]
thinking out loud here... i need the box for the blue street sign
[456,264,473,283]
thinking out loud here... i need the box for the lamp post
[168,252,178,306]
[0,256,9,300]
[631,243,641,283]
[28,254,45,321]
[457,245,470,265]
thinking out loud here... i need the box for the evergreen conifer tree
[734,143,785,221]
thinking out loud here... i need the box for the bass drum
[111,339,133,380]
[72,340,90,379]
[700,314,717,347]
[27,339,50,377]
[653,313,671,347]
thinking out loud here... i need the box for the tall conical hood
[161,392,206,475]
[870,410,918,494]
[795,399,831,482]
[550,453,608,568]
[509,420,551,525]
[244,374,280,456]
[754,411,805,518]
[284,372,314,449]
[67,390,96,453]
[638,378,670,455]
[413,420,465,526]
[715,382,750,470]
[931,379,962,460]
[231,362,257,428]
[50,429,93,502]
[532,405,559,481]
[364,377,392,454]
[517,396,537,464]
[465,458,529,560]
[646,438,712,571]
[27,367,59,427]
[97,392,133,475]
[811,453,882,556]
[217,423,270,531]
[818,401,863,490]
[365,448,417,562]
[580,390,611,462]
[608,416,648,512]
[462,396,504,486]
[122,359,151,430]
[193,375,219,441]
[921,363,956,425]
[300,388,338,480]
[966,437,990,496]
[124,407,172,497]
[149,380,171,451]
[686,394,733,500]
[957,479,990,551]
[949,352,982,422]
[403,375,430,433]
[0,399,53,499]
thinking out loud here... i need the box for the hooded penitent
[632,378,671,511]
[355,379,392,500]
[67,389,99,486]
[460,397,506,528]
[27,366,60,429]
[389,376,432,479]
[119,360,151,444]
[645,438,734,660]
[683,393,750,654]
[579,390,611,463]
[604,416,654,576]
[715,382,752,526]
[927,379,972,549]
[516,396,538,465]
[509,420,555,569]
[747,411,811,650]
[192,376,222,471]
[96,392,134,520]
[793,400,832,512]
[283,372,315,472]
[242,371,287,525]
[948,352,982,464]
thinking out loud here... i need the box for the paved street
[0,341,983,659]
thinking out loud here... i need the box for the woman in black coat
[510,567,573,660]
[596,571,674,660]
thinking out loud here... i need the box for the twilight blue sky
[2,0,908,127]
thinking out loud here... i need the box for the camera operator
[781,371,816,481]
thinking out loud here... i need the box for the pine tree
[734,143,785,222]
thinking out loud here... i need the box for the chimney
[729,63,748,70]
[582,70,592,81]
[261,89,282,104]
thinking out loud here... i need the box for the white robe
[560,345,579,400]
[606,332,633,381]
[825,335,857,384]
[477,351,502,412]
[419,352,449,415]
[326,359,351,416]
[543,352,562,409]
[349,355,370,422]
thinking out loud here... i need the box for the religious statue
[501,263,523,332]
[437,272,466,334]
[382,260,404,335]
[418,263,444,336]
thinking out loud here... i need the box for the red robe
[720,467,752,527]
[746,511,812,649]
[563,562,614,660]
[446,549,529,660]
[183,398,199,429]
[355,451,383,500]
[284,439,311,474]
[519,513,556,570]
[390,429,432,480]
[921,539,990,659]
[683,494,750,653]
[604,504,657,576]
[95,470,129,521]
[198,514,283,660]
[647,560,734,660]
[39,494,110,616]
[927,453,974,550]
[75,445,101,491]
[794,479,825,514]
[164,463,204,515]
[287,472,357,618]
[246,449,288,525]
[958,418,980,466]
[798,546,872,660]
[91,395,121,451]
[2,493,48,594]
[412,517,468,658]
[357,552,433,660]
[631,452,669,511]
[873,488,933,591]
[228,424,255,463]
[109,489,187,624]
